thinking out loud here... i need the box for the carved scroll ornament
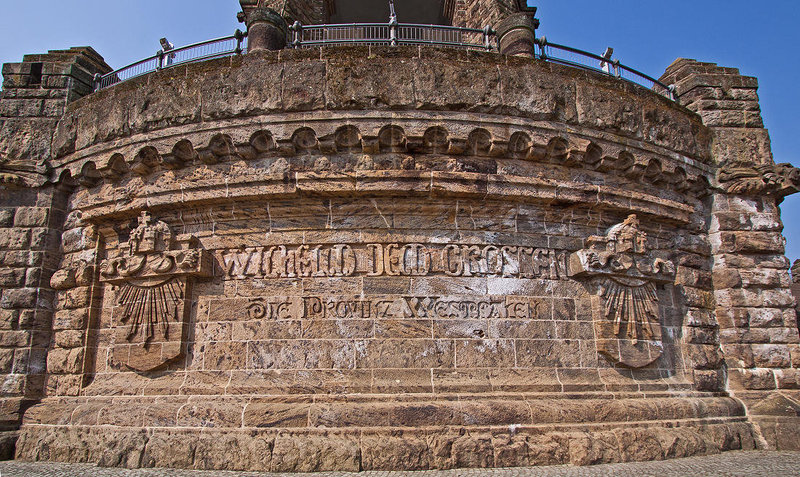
[99,212,211,372]
[718,162,800,198]
[568,215,675,368]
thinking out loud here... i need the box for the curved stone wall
[13,47,762,470]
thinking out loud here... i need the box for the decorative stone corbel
[568,215,675,368]
[717,161,800,198]
[99,211,212,372]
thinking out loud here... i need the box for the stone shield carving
[568,215,675,368]
[99,212,211,372]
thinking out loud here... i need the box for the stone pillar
[241,7,289,51]
[0,47,110,457]
[661,59,800,450]
[792,260,800,335]
[495,12,538,57]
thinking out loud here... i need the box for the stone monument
[0,0,798,471]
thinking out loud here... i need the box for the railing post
[483,26,494,51]
[613,59,621,78]
[668,84,677,102]
[536,36,547,60]
[389,0,398,46]
[156,50,164,71]
[389,19,398,46]
[234,29,245,54]
[291,21,303,48]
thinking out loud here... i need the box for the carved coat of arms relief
[99,212,212,372]
[568,215,676,368]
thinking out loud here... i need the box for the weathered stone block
[568,431,621,466]
[270,432,360,472]
[615,428,665,462]
[0,330,30,347]
[361,433,431,470]
[13,207,49,228]
[0,268,25,288]
[729,368,776,390]
[56,287,90,310]
[193,431,273,471]
[776,369,800,389]
[687,344,723,370]
[142,430,198,469]
[0,288,37,309]
[46,347,84,374]
[54,330,84,348]
[0,228,31,250]
[751,344,791,368]
[0,210,13,227]
[52,309,87,331]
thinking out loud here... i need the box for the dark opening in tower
[330,0,451,25]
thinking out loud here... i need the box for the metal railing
[535,37,675,101]
[289,22,495,51]
[92,25,674,102]
[94,30,247,91]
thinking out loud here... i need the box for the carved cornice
[63,124,713,201]
[717,162,800,198]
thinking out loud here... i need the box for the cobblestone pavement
[1,451,799,477]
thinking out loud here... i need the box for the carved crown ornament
[568,215,676,368]
[717,161,800,198]
[98,212,212,372]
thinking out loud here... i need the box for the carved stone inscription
[241,296,541,321]
[568,215,675,368]
[221,243,569,280]
[100,212,212,372]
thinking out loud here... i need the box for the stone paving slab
[1,451,800,477]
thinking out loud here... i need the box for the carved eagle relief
[568,215,675,368]
[116,278,182,343]
[99,212,211,372]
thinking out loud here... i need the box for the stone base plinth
[16,393,759,471]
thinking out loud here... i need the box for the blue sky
[1,1,798,262]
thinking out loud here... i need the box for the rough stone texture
[0,47,109,447]
[1,4,799,472]
[662,58,800,451]
[2,451,800,476]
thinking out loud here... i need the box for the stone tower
[0,0,798,471]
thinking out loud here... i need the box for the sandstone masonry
[0,0,798,471]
